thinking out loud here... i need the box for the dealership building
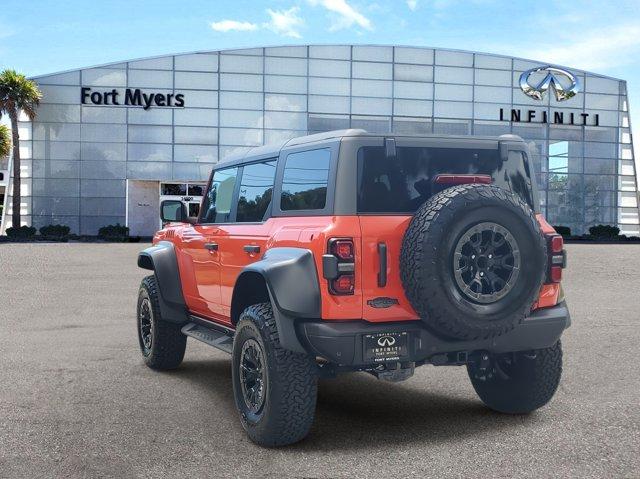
[1,44,638,236]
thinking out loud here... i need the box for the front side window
[280,149,331,211]
[200,167,238,223]
[236,160,277,222]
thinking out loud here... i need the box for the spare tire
[400,183,546,340]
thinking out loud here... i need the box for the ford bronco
[136,129,569,447]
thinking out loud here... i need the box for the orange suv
[136,129,569,447]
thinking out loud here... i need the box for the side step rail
[181,319,234,354]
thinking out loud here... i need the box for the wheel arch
[231,247,321,353]
[137,241,189,324]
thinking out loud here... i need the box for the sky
[1,0,639,163]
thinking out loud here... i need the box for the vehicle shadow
[172,358,534,451]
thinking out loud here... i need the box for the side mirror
[161,200,188,223]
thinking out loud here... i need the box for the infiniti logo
[377,336,396,347]
[519,66,581,101]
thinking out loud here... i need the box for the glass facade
[2,45,638,235]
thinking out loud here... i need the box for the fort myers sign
[81,87,185,109]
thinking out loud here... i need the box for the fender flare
[233,247,321,353]
[137,241,189,324]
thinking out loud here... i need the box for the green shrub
[553,226,571,237]
[39,224,70,238]
[588,224,620,239]
[5,225,37,238]
[98,223,129,241]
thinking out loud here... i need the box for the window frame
[234,158,278,224]
[271,141,340,217]
[196,165,241,225]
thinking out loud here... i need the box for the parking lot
[0,243,638,478]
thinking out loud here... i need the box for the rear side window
[357,146,533,213]
[236,160,277,222]
[200,167,238,223]
[280,149,331,211]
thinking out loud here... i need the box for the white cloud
[210,20,258,32]
[309,0,372,31]
[406,0,418,10]
[526,24,640,72]
[265,7,304,38]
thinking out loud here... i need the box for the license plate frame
[363,331,409,363]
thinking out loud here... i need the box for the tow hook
[372,362,415,382]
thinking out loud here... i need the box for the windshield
[357,146,534,213]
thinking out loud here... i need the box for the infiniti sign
[377,336,396,347]
[519,66,581,101]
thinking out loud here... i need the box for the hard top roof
[215,130,524,168]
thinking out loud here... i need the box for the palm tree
[0,124,10,160]
[0,70,42,227]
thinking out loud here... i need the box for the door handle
[377,242,387,287]
[204,242,218,251]
[243,245,260,254]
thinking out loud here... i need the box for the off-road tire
[400,183,547,340]
[137,275,186,370]
[232,303,318,447]
[467,341,562,414]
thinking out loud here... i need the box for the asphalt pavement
[0,243,638,478]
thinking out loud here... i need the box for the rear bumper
[297,302,571,367]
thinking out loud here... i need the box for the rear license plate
[363,332,409,363]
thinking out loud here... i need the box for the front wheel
[467,341,562,414]
[232,303,318,447]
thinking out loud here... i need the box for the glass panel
[352,62,392,80]
[128,125,172,143]
[585,77,620,94]
[174,126,218,145]
[308,95,349,114]
[174,145,217,163]
[307,114,350,132]
[265,93,306,112]
[33,104,80,123]
[434,84,473,101]
[174,53,218,72]
[352,79,392,98]
[394,47,433,65]
[81,142,126,162]
[264,111,306,130]
[200,167,238,223]
[357,145,520,213]
[474,86,511,103]
[433,119,471,134]
[352,97,392,116]
[281,149,331,210]
[34,71,80,85]
[265,46,307,57]
[219,91,263,110]
[128,70,173,88]
[128,56,173,70]
[546,174,584,229]
[220,73,262,92]
[394,64,433,82]
[584,157,616,175]
[434,66,474,84]
[265,75,306,94]
[188,184,205,196]
[433,101,473,119]
[585,127,616,142]
[33,123,80,141]
[351,116,391,133]
[265,57,307,76]
[236,161,277,222]
[219,128,262,146]
[81,106,126,123]
[175,71,218,90]
[474,54,511,70]
[585,93,619,110]
[38,85,78,103]
[352,45,392,62]
[309,77,349,96]
[394,99,432,117]
[182,90,218,109]
[126,162,172,180]
[162,183,186,195]
[394,81,433,100]
[220,54,263,74]
[128,108,172,125]
[309,45,351,60]
[219,109,263,128]
[309,59,350,78]
[81,124,127,142]
[128,143,172,162]
[174,108,217,127]
[435,50,473,67]
[82,68,126,87]
[584,142,616,158]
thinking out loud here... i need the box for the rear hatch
[357,140,536,322]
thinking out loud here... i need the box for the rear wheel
[232,303,318,447]
[467,341,563,414]
[137,275,186,370]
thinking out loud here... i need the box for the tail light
[546,233,566,283]
[322,238,355,295]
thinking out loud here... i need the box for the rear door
[214,159,278,318]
